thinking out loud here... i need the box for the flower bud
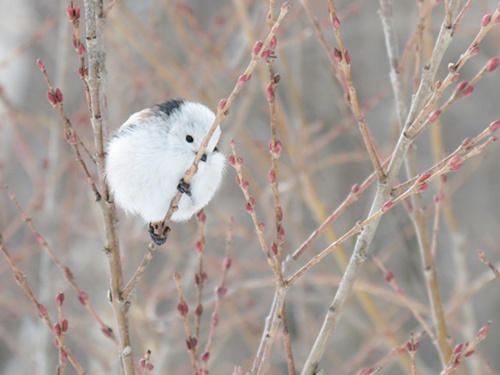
[37,59,45,71]
[270,35,277,49]
[56,292,65,306]
[481,14,491,27]
[252,41,263,55]
[332,15,341,30]
[486,57,499,72]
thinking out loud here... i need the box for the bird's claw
[177,179,192,197]
[148,223,171,245]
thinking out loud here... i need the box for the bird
[105,99,225,245]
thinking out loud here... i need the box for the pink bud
[276,206,283,221]
[237,156,243,165]
[65,267,73,278]
[47,92,57,106]
[332,15,341,30]
[489,120,500,132]
[275,140,282,154]
[476,323,490,338]
[345,50,351,64]
[242,179,249,189]
[195,273,201,285]
[61,350,68,364]
[173,272,181,281]
[202,351,210,362]
[462,85,474,97]
[461,137,470,147]
[351,183,359,193]
[449,155,461,166]
[451,74,460,83]
[54,323,61,336]
[248,196,255,206]
[195,241,202,253]
[384,270,395,283]
[418,173,431,183]
[470,46,479,56]
[218,98,227,109]
[259,222,265,231]
[252,41,263,55]
[281,2,291,11]
[78,291,88,305]
[454,343,463,355]
[261,50,271,60]
[147,364,154,371]
[429,110,441,122]
[140,359,146,368]
[38,304,48,318]
[482,14,491,27]
[382,201,392,212]
[417,183,428,192]
[55,88,63,103]
[62,319,68,332]
[34,231,44,244]
[266,84,274,99]
[436,80,442,89]
[223,257,231,269]
[211,312,219,325]
[450,163,463,171]
[228,155,235,165]
[66,4,75,21]
[457,81,468,91]
[278,226,285,241]
[465,350,475,357]
[197,211,206,223]
[245,203,253,213]
[268,168,276,183]
[37,59,45,71]
[237,74,250,88]
[235,175,241,185]
[333,48,342,62]
[177,301,188,316]
[271,241,278,255]
[195,305,203,317]
[101,327,113,338]
[73,4,81,20]
[78,44,86,56]
[56,292,65,306]
[270,35,277,49]
[486,57,499,72]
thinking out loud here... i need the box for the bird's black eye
[186,135,194,143]
[214,147,219,152]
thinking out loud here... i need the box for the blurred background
[0,0,499,373]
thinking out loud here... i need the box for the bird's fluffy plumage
[105,100,225,223]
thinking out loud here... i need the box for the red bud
[333,48,342,62]
[253,41,263,55]
[56,292,65,306]
[429,110,441,122]
[486,57,499,72]
[228,155,235,165]
[37,59,45,71]
[47,92,57,106]
[270,35,277,49]
[332,15,341,30]
[489,120,500,133]
[268,168,276,183]
[482,14,491,26]
[382,201,392,212]
[55,88,63,103]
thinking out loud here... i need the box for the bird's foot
[177,179,192,197]
[148,222,171,245]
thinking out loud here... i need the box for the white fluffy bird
[105,99,225,244]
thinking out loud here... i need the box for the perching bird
[105,99,225,245]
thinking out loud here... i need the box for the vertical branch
[84,0,134,373]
